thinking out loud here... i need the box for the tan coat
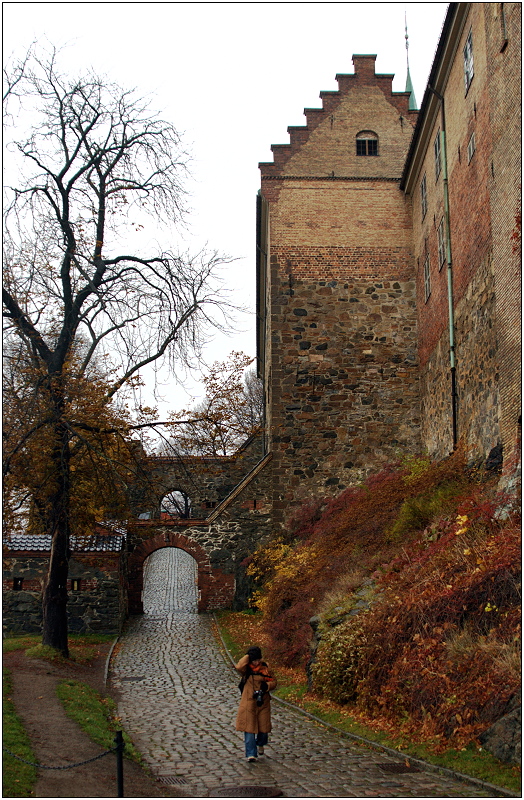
[235,654,277,734]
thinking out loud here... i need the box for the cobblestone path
[142,548,198,614]
[111,548,489,798]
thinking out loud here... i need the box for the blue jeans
[244,731,268,758]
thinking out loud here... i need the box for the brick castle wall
[484,2,522,487]
[410,4,520,468]
[261,56,422,530]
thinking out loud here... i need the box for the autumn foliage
[3,349,138,538]
[247,450,521,749]
[162,352,263,457]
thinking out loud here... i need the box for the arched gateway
[142,548,198,613]
[127,529,236,614]
[126,447,272,616]
[2,441,272,635]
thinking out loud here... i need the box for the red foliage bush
[256,451,470,666]
[252,449,521,747]
[316,510,520,747]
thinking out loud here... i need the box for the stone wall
[130,433,266,519]
[3,551,125,635]
[270,269,421,507]
[260,55,422,532]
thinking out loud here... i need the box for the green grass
[214,612,246,662]
[3,633,144,780]
[273,684,308,703]
[3,632,114,662]
[3,634,41,653]
[3,668,37,798]
[56,680,143,764]
[295,699,521,793]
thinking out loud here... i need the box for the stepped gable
[260,54,416,179]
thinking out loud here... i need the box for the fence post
[114,730,124,797]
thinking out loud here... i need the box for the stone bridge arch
[127,529,235,614]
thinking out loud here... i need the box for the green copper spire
[405,14,418,111]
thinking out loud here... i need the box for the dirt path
[4,646,186,798]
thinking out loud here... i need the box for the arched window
[160,489,192,519]
[356,130,379,156]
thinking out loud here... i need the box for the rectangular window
[464,29,474,92]
[356,138,378,156]
[424,249,431,302]
[420,174,428,218]
[500,3,507,38]
[467,132,476,163]
[13,578,23,591]
[500,3,508,50]
[71,578,81,592]
[437,218,446,269]
[434,130,441,180]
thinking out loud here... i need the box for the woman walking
[235,646,277,761]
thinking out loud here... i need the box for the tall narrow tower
[257,55,422,534]
[405,14,418,111]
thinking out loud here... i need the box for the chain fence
[3,743,118,769]
[4,730,125,797]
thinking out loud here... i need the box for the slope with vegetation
[244,449,520,757]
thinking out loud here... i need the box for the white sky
[3,1,448,413]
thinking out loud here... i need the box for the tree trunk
[41,411,71,657]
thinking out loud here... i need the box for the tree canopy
[2,47,234,654]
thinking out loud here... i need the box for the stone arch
[127,529,235,613]
[160,488,192,520]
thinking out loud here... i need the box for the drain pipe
[429,86,458,450]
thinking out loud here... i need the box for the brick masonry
[260,55,422,530]
[483,2,522,487]
[259,7,521,532]
[408,3,521,472]
[420,253,500,460]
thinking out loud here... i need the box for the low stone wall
[3,590,42,634]
[2,553,125,636]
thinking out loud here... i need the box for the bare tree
[3,48,234,655]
